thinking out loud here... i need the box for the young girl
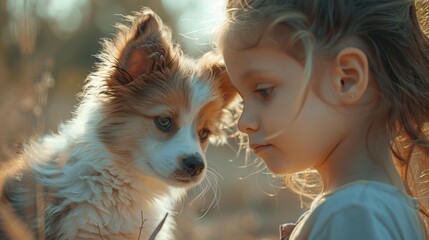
[217,0,429,239]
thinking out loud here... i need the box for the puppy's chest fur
[4,131,183,240]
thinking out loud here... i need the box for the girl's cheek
[270,98,295,125]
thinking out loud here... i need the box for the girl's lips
[250,144,272,154]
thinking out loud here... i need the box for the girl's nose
[237,107,258,133]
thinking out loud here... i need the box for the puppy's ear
[199,51,239,108]
[110,8,173,87]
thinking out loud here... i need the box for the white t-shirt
[289,181,426,240]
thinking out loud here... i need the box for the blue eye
[255,87,273,98]
[154,116,172,131]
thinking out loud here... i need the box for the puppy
[0,7,238,240]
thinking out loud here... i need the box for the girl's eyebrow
[241,70,282,84]
[243,70,269,79]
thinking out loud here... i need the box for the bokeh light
[161,0,226,55]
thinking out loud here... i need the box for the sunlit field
[0,0,304,239]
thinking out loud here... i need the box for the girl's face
[223,36,350,175]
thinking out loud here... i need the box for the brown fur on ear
[107,8,175,87]
[198,51,239,108]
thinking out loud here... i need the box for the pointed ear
[199,51,238,108]
[333,47,369,105]
[111,8,172,86]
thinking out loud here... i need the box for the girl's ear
[109,8,173,87]
[333,47,369,105]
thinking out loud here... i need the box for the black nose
[182,154,205,177]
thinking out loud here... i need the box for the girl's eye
[154,116,172,131]
[254,87,273,98]
[199,128,211,141]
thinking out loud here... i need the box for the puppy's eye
[199,128,211,141]
[154,116,172,131]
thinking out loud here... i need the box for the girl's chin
[262,157,290,175]
[262,156,308,175]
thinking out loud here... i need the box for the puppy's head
[94,8,238,188]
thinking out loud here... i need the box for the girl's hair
[218,0,429,232]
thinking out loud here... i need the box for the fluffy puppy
[0,7,238,240]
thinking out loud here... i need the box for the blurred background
[0,0,305,239]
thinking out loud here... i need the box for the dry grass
[96,211,167,240]
[0,2,50,238]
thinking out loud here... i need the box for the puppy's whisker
[190,168,221,219]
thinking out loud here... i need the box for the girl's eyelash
[254,87,273,98]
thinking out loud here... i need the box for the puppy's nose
[182,154,205,176]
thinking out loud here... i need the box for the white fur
[140,123,205,179]
[190,77,215,116]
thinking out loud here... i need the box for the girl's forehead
[223,24,306,64]
[223,23,266,50]
[224,23,298,50]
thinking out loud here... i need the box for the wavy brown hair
[218,0,429,234]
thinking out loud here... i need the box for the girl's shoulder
[290,180,425,240]
[314,180,418,211]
